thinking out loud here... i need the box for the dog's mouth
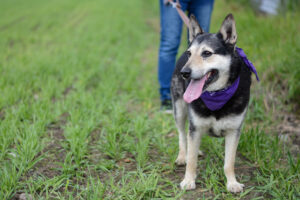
[204,69,219,89]
[183,69,219,103]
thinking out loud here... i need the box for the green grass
[0,0,299,199]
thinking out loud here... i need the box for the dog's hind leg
[224,130,245,193]
[173,99,188,166]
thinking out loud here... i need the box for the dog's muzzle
[180,68,191,79]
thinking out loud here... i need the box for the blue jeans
[158,0,214,101]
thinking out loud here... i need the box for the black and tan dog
[171,14,252,193]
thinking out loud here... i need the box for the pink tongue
[183,75,208,103]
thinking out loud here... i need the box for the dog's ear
[188,15,204,43]
[218,14,237,45]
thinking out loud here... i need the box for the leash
[164,0,190,27]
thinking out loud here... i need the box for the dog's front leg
[180,123,201,190]
[174,100,188,165]
[224,130,244,193]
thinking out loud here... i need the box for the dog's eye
[186,50,191,58]
[202,51,212,57]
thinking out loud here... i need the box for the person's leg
[188,0,214,32]
[158,0,188,102]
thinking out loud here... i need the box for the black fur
[171,33,252,120]
[189,120,196,138]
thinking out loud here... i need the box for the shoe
[160,99,173,114]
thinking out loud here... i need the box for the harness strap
[164,0,190,27]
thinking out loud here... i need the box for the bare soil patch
[25,112,69,179]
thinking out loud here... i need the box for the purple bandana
[199,47,259,111]
[200,77,240,111]
[236,47,260,81]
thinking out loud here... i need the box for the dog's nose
[180,68,191,79]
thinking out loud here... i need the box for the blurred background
[0,0,299,199]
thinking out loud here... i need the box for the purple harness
[200,47,259,111]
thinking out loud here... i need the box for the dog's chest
[189,108,247,136]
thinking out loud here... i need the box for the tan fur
[180,130,202,190]
[224,131,245,192]
[174,99,188,165]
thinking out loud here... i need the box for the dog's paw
[175,155,186,166]
[180,178,196,190]
[226,181,245,193]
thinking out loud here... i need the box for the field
[0,0,299,199]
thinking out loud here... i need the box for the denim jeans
[158,0,214,101]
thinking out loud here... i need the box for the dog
[171,14,252,193]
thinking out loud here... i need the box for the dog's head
[181,14,237,93]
